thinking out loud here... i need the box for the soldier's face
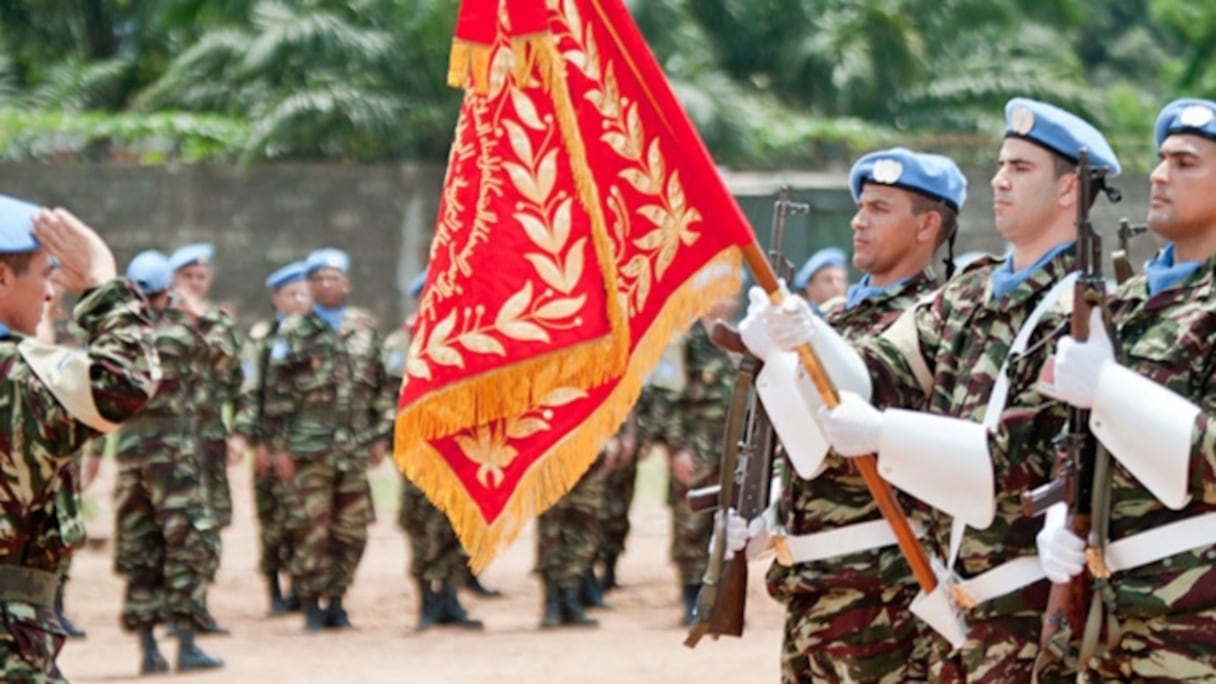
[991,139,1069,245]
[802,266,847,306]
[0,250,54,336]
[173,263,212,299]
[310,267,350,308]
[851,184,931,279]
[271,279,311,317]
[1148,134,1216,244]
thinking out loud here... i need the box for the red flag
[395,0,756,571]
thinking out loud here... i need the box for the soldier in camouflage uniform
[0,199,158,683]
[743,98,1122,682]
[169,243,242,634]
[656,294,739,626]
[731,149,966,683]
[1037,97,1216,680]
[595,410,638,593]
[263,248,392,631]
[97,250,224,674]
[388,271,484,631]
[229,260,311,615]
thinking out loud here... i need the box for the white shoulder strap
[19,339,121,434]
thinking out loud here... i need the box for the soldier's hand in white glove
[1039,308,1113,409]
[739,286,777,361]
[762,288,819,352]
[817,390,882,456]
[721,509,772,561]
[1036,502,1087,583]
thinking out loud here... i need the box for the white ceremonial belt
[952,556,1045,608]
[778,519,924,565]
[1105,512,1216,573]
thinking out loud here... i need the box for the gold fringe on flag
[402,247,743,573]
[448,40,493,94]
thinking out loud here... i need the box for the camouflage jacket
[231,317,278,444]
[651,320,737,455]
[0,279,158,573]
[113,306,210,466]
[262,306,392,461]
[770,268,939,599]
[862,248,1076,615]
[194,303,242,441]
[1103,254,1216,618]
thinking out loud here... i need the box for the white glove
[1036,502,1087,583]
[739,286,777,361]
[721,509,772,561]
[762,289,819,352]
[1040,308,1114,409]
[817,390,883,456]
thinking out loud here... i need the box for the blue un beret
[265,260,308,290]
[1004,97,1121,175]
[792,247,847,292]
[305,248,350,276]
[0,195,42,255]
[407,269,428,300]
[168,242,214,272]
[1154,98,1216,149]
[126,250,172,296]
[849,147,967,213]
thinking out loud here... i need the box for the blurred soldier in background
[390,270,485,630]
[96,250,224,674]
[791,247,848,313]
[229,260,311,616]
[169,243,242,634]
[595,410,639,594]
[263,248,392,631]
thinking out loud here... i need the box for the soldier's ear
[916,210,941,244]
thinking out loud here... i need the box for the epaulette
[954,253,1002,278]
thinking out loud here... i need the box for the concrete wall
[0,162,1162,329]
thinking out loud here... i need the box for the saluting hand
[31,208,117,294]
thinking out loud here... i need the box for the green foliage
[0,0,1213,169]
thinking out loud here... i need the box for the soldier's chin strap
[942,230,957,280]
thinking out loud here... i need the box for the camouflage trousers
[113,461,218,632]
[536,466,605,588]
[253,471,295,576]
[199,437,232,528]
[597,460,638,561]
[669,476,714,586]
[0,603,67,684]
[398,479,467,585]
[780,582,929,683]
[286,458,374,599]
[1076,606,1216,682]
[929,610,1046,683]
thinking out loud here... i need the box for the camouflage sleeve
[202,310,244,407]
[73,278,160,424]
[861,292,943,410]
[365,327,394,447]
[230,333,268,441]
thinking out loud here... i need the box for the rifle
[1021,148,1120,661]
[1111,219,1147,285]
[684,188,806,647]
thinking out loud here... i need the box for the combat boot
[175,627,224,672]
[283,581,302,612]
[559,587,598,627]
[303,597,327,631]
[539,582,562,629]
[138,628,169,675]
[266,572,288,616]
[681,583,700,626]
[325,595,353,629]
[579,569,609,609]
[599,553,620,592]
[438,585,484,629]
[417,581,443,631]
[464,572,502,598]
[54,581,86,638]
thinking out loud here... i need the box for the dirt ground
[57,456,784,683]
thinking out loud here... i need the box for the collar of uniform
[841,267,938,312]
[986,243,1077,310]
[1143,249,1216,311]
